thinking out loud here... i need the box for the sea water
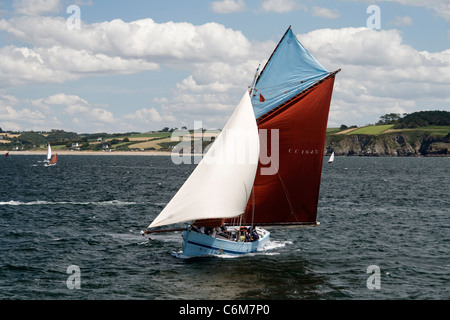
[0,155,448,300]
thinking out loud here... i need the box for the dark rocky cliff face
[325,133,449,157]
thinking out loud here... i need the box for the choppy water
[0,155,448,300]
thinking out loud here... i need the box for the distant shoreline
[6,150,173,156]
[6,150,448,157]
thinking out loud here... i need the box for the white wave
[171,251,190,259]
[0,200,137,206]
[96,200,137,206]
[263,240,293,251]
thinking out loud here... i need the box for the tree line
[376,110,450,128]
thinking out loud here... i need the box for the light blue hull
[181,227,270,257]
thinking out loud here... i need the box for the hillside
[325,111,450,157]
[0,129,218,153]
[2,111,449,156]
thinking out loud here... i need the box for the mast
[249,64,260,97]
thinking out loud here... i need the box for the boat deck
[181,226,270,257]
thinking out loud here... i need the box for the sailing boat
[143,26,339,257]
[46,153,58,166]
[44,145,58,167]
[144,92,268,256]
[328,152,335,163]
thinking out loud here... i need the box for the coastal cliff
[325,132,449,157]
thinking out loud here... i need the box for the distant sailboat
[142,26,339,257]
[44,153,58,167]
[44,145,58,167]
[4,152,8,157]
[328,152,335,163]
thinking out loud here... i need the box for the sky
[0,0,449,133]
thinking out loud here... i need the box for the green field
[326,124,450,137]
[128,132,172,138]
[326,128,341,134]
[126,137,173,150]
[386,126,450,136]
[348,124,394,135]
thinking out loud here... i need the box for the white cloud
[125,107,175,124]
[311,6,340,19]
[0,45,159,87]
[400,0,450,21]
[0,13,268,132]
[0,93,48,130]
[0,92,119,132]
[299,27,450,126]
[35,93,114,124]
[388,15,413,26]
[302,28,417,70]
[89,108,114,123]
[44,93,88,106]
[142,87,243,130]
[350,0,450,22]
[13,0,61,16]
[73,0,92,6]
[1,7,448,133]
[211,0,247,14]
[261,0,307,13]
[176,75,234,93]
[0,16,255,88]
[0,17,252,63]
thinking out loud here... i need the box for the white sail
[148,92,260,229]
[328,152,335,163]
[47,144,52,161]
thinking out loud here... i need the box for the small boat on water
[44,153,58,167]
[328,152,335,163]
[142,26,339,257]
[143,91,264,257]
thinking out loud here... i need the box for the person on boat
[216,226,228,239]
[251,229,259,241]
[239,226,247,242]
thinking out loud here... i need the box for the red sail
[241,75,336,226]
[50,153,58,164]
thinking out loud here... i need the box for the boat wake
[171,251,190,259]
[170,239,292,259]
[263,240,293,252]
[171,251,246,259]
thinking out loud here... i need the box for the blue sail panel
[252,28,329,118]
